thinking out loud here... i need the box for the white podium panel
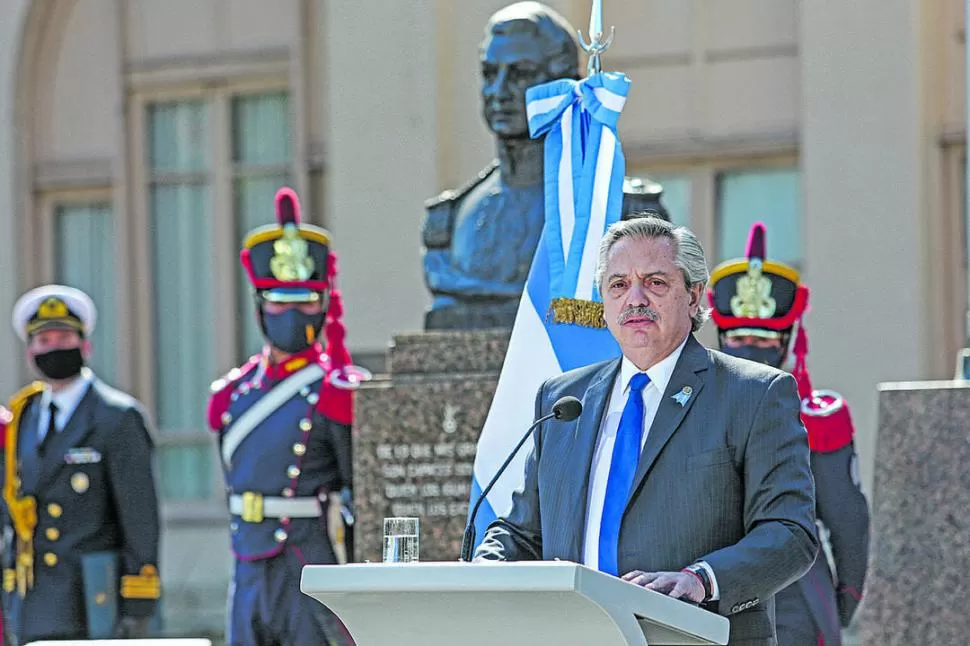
[26,641,211,646]
[302,561,729,646]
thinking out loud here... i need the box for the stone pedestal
[352,330,510,563]
[858,381,970,644]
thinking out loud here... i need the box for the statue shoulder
[422,161,500,248]
[206,356,261,432]
[801,389,856,453]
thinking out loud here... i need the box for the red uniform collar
[261,344,324,381]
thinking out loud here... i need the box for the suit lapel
[627,336,709,506]
[36,381,97,492]
[561,359,620,560]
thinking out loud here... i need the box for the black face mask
[33,347,85,380]
[261,310,326,354]
[721,344,788,369]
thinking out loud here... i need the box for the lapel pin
[672,385,692,407]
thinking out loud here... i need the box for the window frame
[128,78,304,514]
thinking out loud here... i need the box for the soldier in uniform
[707,223,870,645]
[1,285,160,643]
[208,187,367,646]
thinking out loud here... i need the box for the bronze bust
[421,2,669,330]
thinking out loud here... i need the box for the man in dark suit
[476,216,819,645]
[1,285,160,644]
[708,222,870,645]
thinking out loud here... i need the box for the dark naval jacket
[1,374,160,642]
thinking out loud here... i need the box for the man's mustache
[618,305,660,325]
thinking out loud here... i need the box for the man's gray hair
[594,216,712,332]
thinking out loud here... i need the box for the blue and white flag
[469,72,632,541]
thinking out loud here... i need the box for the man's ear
[81,338,93,360]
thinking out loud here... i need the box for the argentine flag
[469,71,632,542]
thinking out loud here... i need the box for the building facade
[0,0,964,635]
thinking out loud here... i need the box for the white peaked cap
[11,284,97,343]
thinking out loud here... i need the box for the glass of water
[382,517,420,563]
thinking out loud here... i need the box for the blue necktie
[598,372,650,576]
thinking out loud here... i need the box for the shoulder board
[314,353,358,426]
[800,389,855,453]
[424,161,499,209]
[206,356,261,432]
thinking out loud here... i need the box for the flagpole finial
[577,0,615,76]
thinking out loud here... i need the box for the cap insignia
[37,298,69,320]
[270,225,314,282]
[730,258,777,318]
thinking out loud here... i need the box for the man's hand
[622,570,705,603]
[113,616,150,639]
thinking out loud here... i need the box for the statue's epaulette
[206,355,261,432]
[800,389,855,453]
[424,160,499,209]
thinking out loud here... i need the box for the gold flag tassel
[4,382,44,597]
[548,298,606,329]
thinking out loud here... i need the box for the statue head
[480,2,580,140]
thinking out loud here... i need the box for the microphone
[459,395,583,562]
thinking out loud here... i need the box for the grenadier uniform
[208,188,367,646]
[1,286,161,643]
[708,223,871,645]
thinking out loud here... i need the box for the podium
[301,561,729,645]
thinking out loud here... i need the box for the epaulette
[423,160,499,209]
[0,407,9,449]
[800,389,855,453]
[314,352,356,427]
[206,356,261,432]
[423,161,500,249]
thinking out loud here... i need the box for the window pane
[151,184,214,432]
[158,444,214,501]
[716,168,801,266]
[148,101,208,172]
[55,204,117,386]
[649,174,691,227]
[235,175,289,360]
[232,91,293,360]
[232,92,291,166]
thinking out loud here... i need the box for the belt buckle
[241,491,264,523]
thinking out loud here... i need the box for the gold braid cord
[4,382,44,597]
[548,298,606,329]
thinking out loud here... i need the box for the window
[649,174,691,227]
[147,100,216,501]
[716,168,801,266]
[232,92,293,359]
[141,90,295,503]
[55,203,117,385]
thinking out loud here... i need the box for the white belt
[229,492,322,522]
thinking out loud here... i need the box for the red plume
[791,316,812,401]
[316,252,356,425]
[745,222,767,260]
[275,187,301,226]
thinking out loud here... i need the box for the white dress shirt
[582,335,720,599]
[37,368,93,442]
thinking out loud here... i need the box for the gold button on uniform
[45,528,60,541]
[299,418,312,432]
[292,442,306,456]
[274,529,288,543]
[47,503,62,518]
[44,552,57,567]
[286,465,301,479]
